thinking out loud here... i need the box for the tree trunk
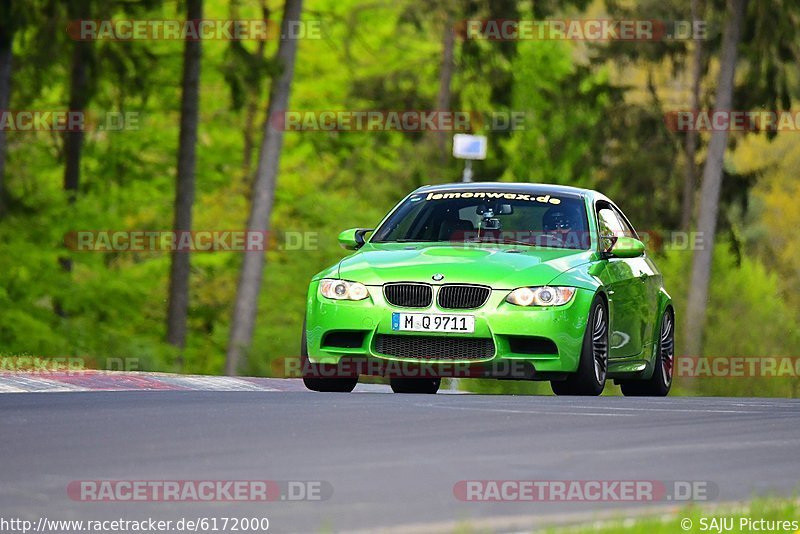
[63,10,93,203]
[242,39,267,177]
[435,10,454,162]
[233,0,269,179]
[57,0,95,316]
[242,89,260,177]
[0,4,12,218]
[684,0,747,357]
[243,1,270,178]
[680,0,705,231]
[226,0,303,375]
[166,0,203,356]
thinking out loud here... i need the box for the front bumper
[305,281,594,377]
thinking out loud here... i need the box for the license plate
[391,312,475,333]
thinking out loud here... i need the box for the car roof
[414,182,604,200]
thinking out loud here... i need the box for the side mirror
[609,236,645,258]
[337,228,373,250]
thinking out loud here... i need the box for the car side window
[597,206,624,251]
[610,207,637,239]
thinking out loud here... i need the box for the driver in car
[541,206,585,249]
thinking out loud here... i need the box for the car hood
[336,243,594,289]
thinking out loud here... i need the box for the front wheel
[620,308,674,397]
[551,295,608,396]
[300,320,358,393]
[390,377,441,394]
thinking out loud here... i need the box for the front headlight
[506,286,576,307]
[319,279,369,301]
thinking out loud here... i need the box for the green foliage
[502,38,614,188]
[540,497,800,534]
[658,243,800,397]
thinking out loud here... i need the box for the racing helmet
[542,206,582,233]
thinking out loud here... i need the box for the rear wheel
[551,295,608,396]
[390,377,441,394]
[620,309,674,397]
[300,320,358,393]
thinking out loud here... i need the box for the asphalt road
[2,390,800,533]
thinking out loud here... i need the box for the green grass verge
[541,497,799,534]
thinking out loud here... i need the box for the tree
[63,0,95,203]
[680,0,705,231]
[226,0,303,375]
[684,0,747,357]
[222,0,272,178]
[434,5,455,162]
[0,0,15,218]
[595,0,704,229]
[55,0,97,317]
[166,0,203,357]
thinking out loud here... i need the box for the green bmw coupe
[302,183,674,396]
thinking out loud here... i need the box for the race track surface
[2,376,799,533]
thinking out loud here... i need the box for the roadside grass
[448,497,799,534]
[540,497,800,534]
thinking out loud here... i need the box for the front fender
[546,260,604,292]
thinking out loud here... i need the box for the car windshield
[371,190,591,250]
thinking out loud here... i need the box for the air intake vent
[437,285,491,309]
[383,283,432,308]
[374,335,495,361]
[322,331,367,349]
[507,336,558,355]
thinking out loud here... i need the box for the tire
[300,319,358,393]
[390,377,441,394]
[551,295,608,396]
[620,308,674,397]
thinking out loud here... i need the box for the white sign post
[452,134,487,183]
